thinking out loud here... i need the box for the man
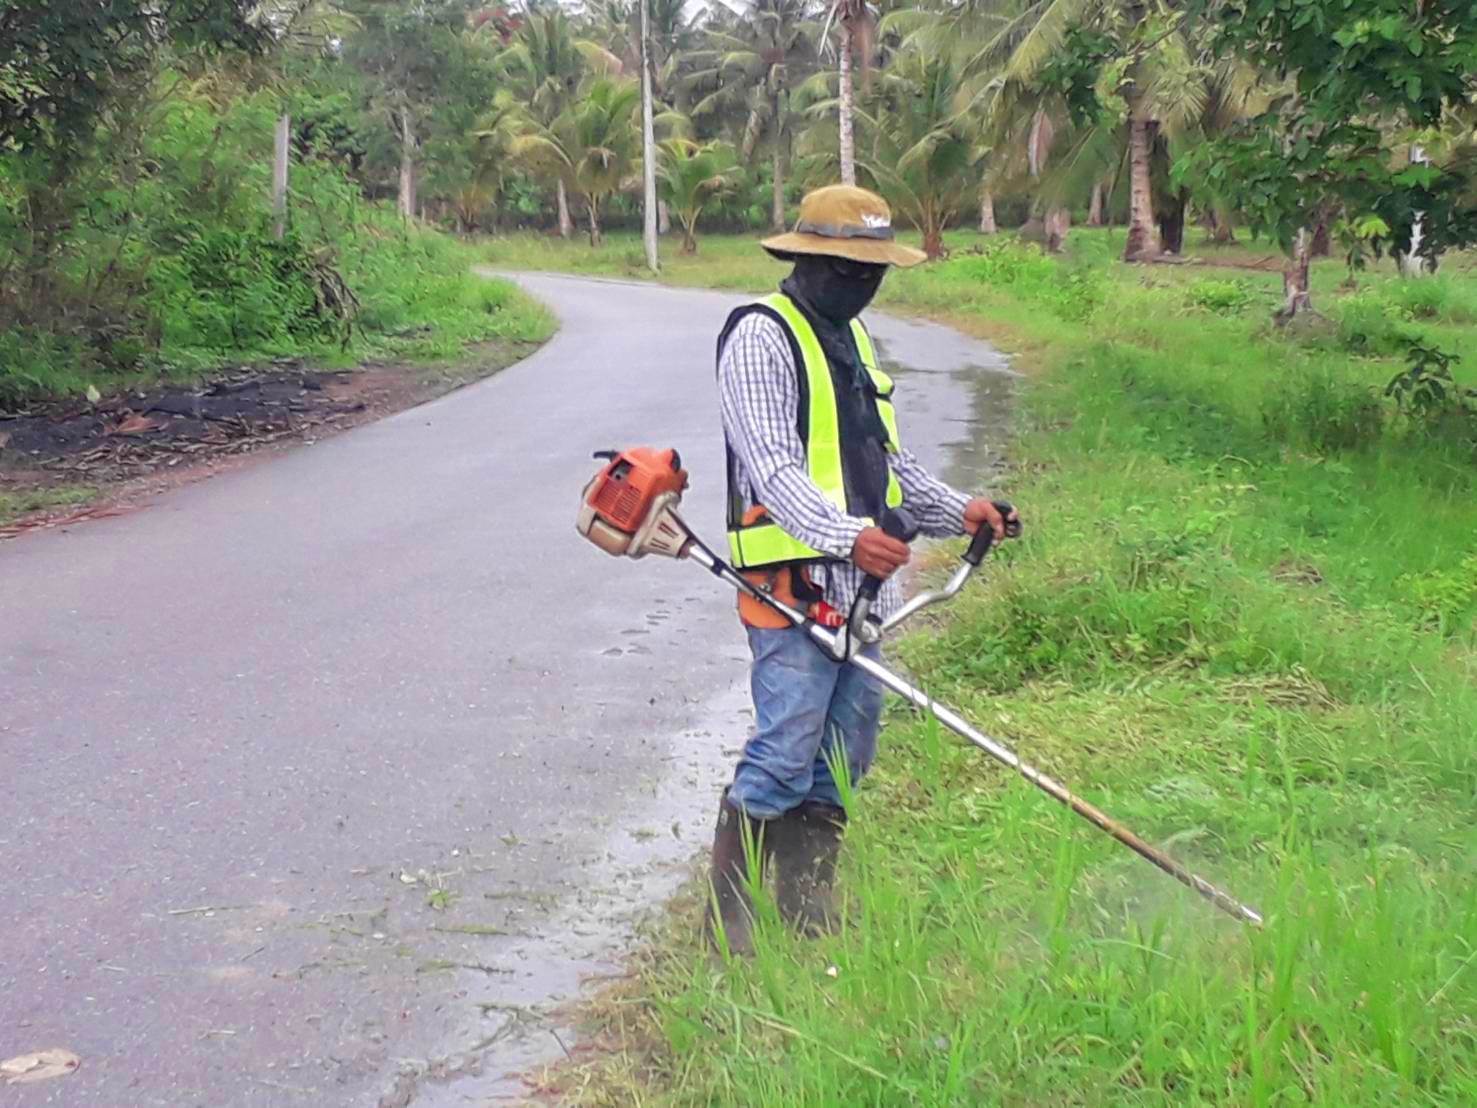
[709,184,1018,954]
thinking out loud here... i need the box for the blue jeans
[728,627,886,819]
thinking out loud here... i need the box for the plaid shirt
[718,310,972,621]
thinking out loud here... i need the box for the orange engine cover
[585,447,689,534]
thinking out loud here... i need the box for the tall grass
[537,229,1477,1105]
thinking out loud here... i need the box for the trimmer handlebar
[876,500,1021,636]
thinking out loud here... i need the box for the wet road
[1,272,1012,1106]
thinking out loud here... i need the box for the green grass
[2,228,554,405]
[0,484,97,523]
[532,227,1477,1105]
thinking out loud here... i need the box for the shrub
[1184,277,1256,315]
[1402,555,1477,636]
[1375,275,1477,324]
[148,226,339,351]
[947,240,1107,321]
[1332,291,1422,356]
[1261,367,1386,453]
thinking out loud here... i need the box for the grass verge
[519,228,1477,1105]
[2,228,554,404]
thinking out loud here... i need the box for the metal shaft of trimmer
[685,542,1264,928]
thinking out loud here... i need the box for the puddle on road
[393,315,1014,1107]
[389,680,746,1107]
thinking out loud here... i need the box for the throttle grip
[997,500,1023,540]
[963,501,1020,565]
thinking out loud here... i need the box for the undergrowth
[1,85,552,408]
[526,229,1477,1105]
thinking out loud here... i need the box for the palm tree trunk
[1158,189,1187,255]
[1209,205,1235,243]
[587,199,602,247]
[1045,207,1070,253]
[556,179,573,238]
[1123,103,1160,262]
[1277,227,1313,323]
[657,200,671,234]
[978,185,996,234]
[397,106,417,220]
[922,223,943,259]
[838,22,856,187]
[772,145,786,231]
[272,113,291,240]
[1088,180,1105,227]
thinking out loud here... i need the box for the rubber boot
[773,801,846,936]
[704,791,769,957]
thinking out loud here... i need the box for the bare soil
[0,339,541,539]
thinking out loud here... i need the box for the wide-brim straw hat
[762,184,927,268]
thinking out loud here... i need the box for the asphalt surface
[1,271,1012,1107]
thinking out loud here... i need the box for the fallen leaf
[1,1048,81,1085]
[111,412,168,437]
[85,385,102,404]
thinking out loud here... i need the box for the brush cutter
[577,447,1263,927]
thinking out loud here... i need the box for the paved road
[1,272,1011,1107]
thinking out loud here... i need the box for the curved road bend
[1,271,1013,1107]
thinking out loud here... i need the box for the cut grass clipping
[525,228,1477,1106]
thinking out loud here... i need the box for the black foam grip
[882,506,921,543]
[963,525,995,566]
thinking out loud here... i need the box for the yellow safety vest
[726,292,904,569]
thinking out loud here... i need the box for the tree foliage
[0,0,269,154]
[1186,0,1477,269]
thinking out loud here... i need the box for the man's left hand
[963,498,1019,543]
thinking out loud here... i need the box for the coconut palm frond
[576,40,626,76]
[1004,0,1091,85]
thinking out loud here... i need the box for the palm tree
[658,138,737,252]
[916,1,1250,262]
[512,77,642,245]
[819,0,872,187]
[684,0,820,230]
[883,0,1037,238]
[460,91,525,232]
[856,51,981,258]
[589,0,701,94]
[493,6,617,236]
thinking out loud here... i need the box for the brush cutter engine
[577,447,694,560]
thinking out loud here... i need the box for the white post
[639,0,660,273]
[272,113,291,240]
[1401,144,1433,277]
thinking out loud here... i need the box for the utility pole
[639,0,660,273]
[272,113,291,240]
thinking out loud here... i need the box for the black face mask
[785,255,887,325]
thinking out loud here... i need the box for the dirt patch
[0,339,542,540]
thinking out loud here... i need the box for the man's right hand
[851,526,911,580]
